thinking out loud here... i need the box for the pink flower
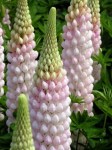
[89,0,101,55]
[0,28,5,97]
[92,61,101,83]
[62,0,94,115]
[30,7,71,150]
[6,0,38,127]
[3,9,11,29]
[89,0,102,83]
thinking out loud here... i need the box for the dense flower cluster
[62,0,94,115]
[6,0,38,127]
[92,61,101,83]
[0,28,5,97]
[10,94,35,150]
[30,7,71,150]
[3,9,11,29]
[0,107,4,121]
[89,0,102,83]
[89,0,101,55]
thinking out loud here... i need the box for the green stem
[103,114,107,129]
[76,129,80,150]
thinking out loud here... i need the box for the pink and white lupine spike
[89,0,102,83]
[92,60,101,83]
[92,61,101,83]
[0,28,5,121]
[30,7,71,150]
[62,0,94,115]
[89,0,101,55]
[0,107,4,121]
[0,28,5,97]
[6,0,38,127]
[3,9,11,29]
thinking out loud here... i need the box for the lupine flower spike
[30,7,71,150]
[0,28,5,97]
[89,0,102,83]
[62,0,94,115]
[10,94,35,150]
[3,9,11,29]
[0,107,4,121]
[6,0,38,127]
[0,28,5,122]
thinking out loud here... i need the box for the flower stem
[76,129,80,150]
[103,114,107,129]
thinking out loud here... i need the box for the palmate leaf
[71,111,103,131]
[84,128,106,149]
[71,111,105,149]
[94,85,112,117]
[101,10,112,37]
[92,49,111,85]
[85,128,105,139]
[95,99,112,117]
[93,90,107,101]
[92,50,102,63]
[103,86,112,101]
[70,94,84,104]
[87,138,112,150]
[92,49,112,65]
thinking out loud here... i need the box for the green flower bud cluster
[65,0,89,22]
[10,94,35,150]
[10,0,34,44]
[37,8,63,80]
[88,0,100,25]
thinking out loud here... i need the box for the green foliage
[70,110,112,149]
[70,94,84,104]
[94,86,112,117]
[28,0,69,52]
[101,11,112,37]
[71,111,103,130]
